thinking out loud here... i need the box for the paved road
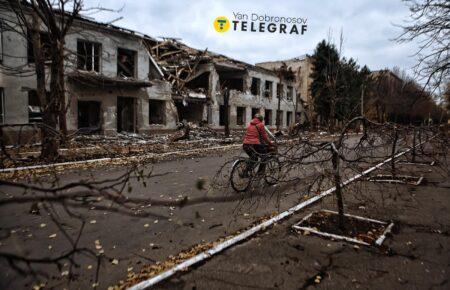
[0,134,413,289]
[155,158,449,290]
[0,146,314,290]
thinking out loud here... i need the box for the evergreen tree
[310,40,371,128]
[310,40,340,127]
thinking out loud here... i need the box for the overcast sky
[84,0,418,74]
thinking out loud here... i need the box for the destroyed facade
[146,38,302,130]
[0,10,302,143]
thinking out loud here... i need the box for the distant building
[366,69,447,124]
[257,55,314,123]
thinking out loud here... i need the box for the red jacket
[243,118,271,145]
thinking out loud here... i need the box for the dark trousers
[243,144,268,173]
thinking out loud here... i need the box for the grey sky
[84,0,418,74]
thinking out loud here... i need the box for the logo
[213,16,230,33]
[214,12,308,36]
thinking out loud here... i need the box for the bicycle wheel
[230,159,254,192]
[264,156,281,185]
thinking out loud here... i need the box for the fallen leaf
[111,259,119,265]
[144,224,150,228]
[61,270,69,276]
[40,223,47,228]
[87,265,93,270]
[90,220,97,224]
[49,234,57,239]
[32,283,46,290]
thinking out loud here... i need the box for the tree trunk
[224,89,230,137]
[412,127,416,163]
[51,38,67,137]
[29,14,58,160]
[391,129,398,176]
[276,91,281,130]
[331,146,345,230]
[329,94,336,133]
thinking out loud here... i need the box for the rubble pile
[72,132,169,146]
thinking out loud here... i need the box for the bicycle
[230,146,282,192]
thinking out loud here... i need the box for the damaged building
[0,8,301,144]
[257,55,313,123]
[0,8,177,143]
[144,38,302,130]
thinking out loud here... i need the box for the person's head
[254,113,264,121]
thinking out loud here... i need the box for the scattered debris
[368,174,424,186]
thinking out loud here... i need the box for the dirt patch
[295,210,388,245]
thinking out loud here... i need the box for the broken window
[219,105,230,126]
[264,109,272,126]
[28,90,42,123]
[149,59,161,80]
[218,71,244,91]
[77,40,101,72]
[277,110,283,126]
[286,111,293,126]
[251,108,259,119]
[287,86,294,100]
[0,88,4,124]
[264,80,273,98]
[78,101,101,131]
[236,106,246,125]
[186,72,209,91]
[276,83,283,99]
[149,100,166,125]
[117,48,137,78]
[27,31,52,63]
[175,101,204,123]
[117,96,135,132]
[250,77,261,95]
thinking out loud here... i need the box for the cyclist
[242,113,275,174]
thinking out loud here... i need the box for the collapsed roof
[143,38,288,98]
